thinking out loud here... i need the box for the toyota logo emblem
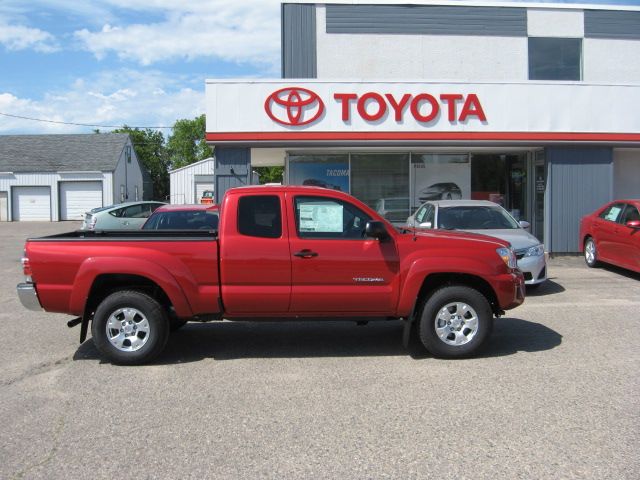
[264,87,324,126]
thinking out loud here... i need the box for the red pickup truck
[18,186,525,365]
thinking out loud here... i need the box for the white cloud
[0,69,205,134]
[73,0,281,70]
[0,20,58,52]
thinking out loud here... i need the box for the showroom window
[351,153,409,224]
[288,154,350,192]
[528,37,582,81]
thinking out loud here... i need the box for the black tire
[584,237,599,268]
[169,317,188,332]
[91,290,170,365]
[418,285,493,358]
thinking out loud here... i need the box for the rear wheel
[418,286,493,358]
[91,290,169,365]
[584,237,599,268]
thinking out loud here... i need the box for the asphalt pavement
[1,221,638,479]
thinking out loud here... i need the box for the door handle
[294,250,318,258]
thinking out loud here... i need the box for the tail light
[87,214,97,230]
[21,249,32,282]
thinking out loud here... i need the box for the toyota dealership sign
[205,80,640,143]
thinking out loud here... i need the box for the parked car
[374,197,410,224]
[143,204,219,230]
[200,190,215,204]
[579,199,640,273]
[407,200,547,286]
[81,201,166,230]
[18,186,524,365]
[418,182,462,201]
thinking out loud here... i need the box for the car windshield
[143,210,219,230]
[437,206,520,230]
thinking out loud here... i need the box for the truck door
[287,194,400,314]
[219,194,291,314]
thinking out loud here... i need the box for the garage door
[0,192,7,221]
[195,182,214,203]
[60,181,103,220]
[12,187,51,221]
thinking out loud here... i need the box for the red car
[579,199,640,273]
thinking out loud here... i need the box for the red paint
[25,185,524,320]
[579,199,640,273]
[410,93,439,123]
[439,94,464,121]
[357,92,387,122]
[459,94,487,122]
[264,87,324,126]
[333,93,358,121]
[206,131,640,142]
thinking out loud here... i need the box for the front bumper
[494,271,526,311]
[17,283,43,311]
[516,252,548,285]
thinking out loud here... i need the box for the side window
[599,204,624,223]
[414,206,427,224]
[295,196,371,240]
[122,204,145,218]
[424,205,435,226]
[621,205,640,224]
[238,195,281,238]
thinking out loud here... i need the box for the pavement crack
[1,356,73,387]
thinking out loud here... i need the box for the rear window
[237,195,281,238]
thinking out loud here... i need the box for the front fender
[68,257,193,317]
[396,256,501,317]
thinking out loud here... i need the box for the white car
[407,200,548,287]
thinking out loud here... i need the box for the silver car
[407,200,548,286]
[81,201,166,230]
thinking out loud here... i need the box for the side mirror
[626,220,640,229]
[418,221,433,229]
[365,221,389,241]
[519,220,531,230]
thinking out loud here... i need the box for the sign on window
[299,203,343,233]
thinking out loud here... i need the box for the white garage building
[169,157,215,204]
[0,134,144,221]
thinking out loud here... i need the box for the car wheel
[91,290,170,365]
[418,286,493,358]
[584,237,599,268]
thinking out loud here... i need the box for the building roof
[0,133,131,173]
[168,157,214,174]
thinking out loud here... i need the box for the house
[0,133,145,221]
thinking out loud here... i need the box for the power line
[0,111,174,130]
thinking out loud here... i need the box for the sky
[0,0,637,135]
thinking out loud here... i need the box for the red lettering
[439,94,463,122]
[357,92,387,122]
[385,93,411,121]
[459,94,487,122]
[333,93,357,121]
[410,94,439,123]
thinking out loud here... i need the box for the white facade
[313,3,640,84]
[169,157,215,204]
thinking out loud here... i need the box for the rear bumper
[17,283,43,311]
[494,271,526,311]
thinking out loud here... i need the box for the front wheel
[584,237,599,268]
[418,286,493,358]
[91,290,170,365]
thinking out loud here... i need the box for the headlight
[496,247,517,269]
[524,244,545,257]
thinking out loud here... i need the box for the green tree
[253,166,284,184]
[113,126,170,201]
[166,114,213,169]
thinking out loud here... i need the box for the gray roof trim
[0,133,130,173]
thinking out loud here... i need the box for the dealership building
[205,0,640,253]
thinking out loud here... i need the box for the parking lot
[1,221,639,480]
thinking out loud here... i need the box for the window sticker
[605,206,622,222]
[299,203,343,232]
